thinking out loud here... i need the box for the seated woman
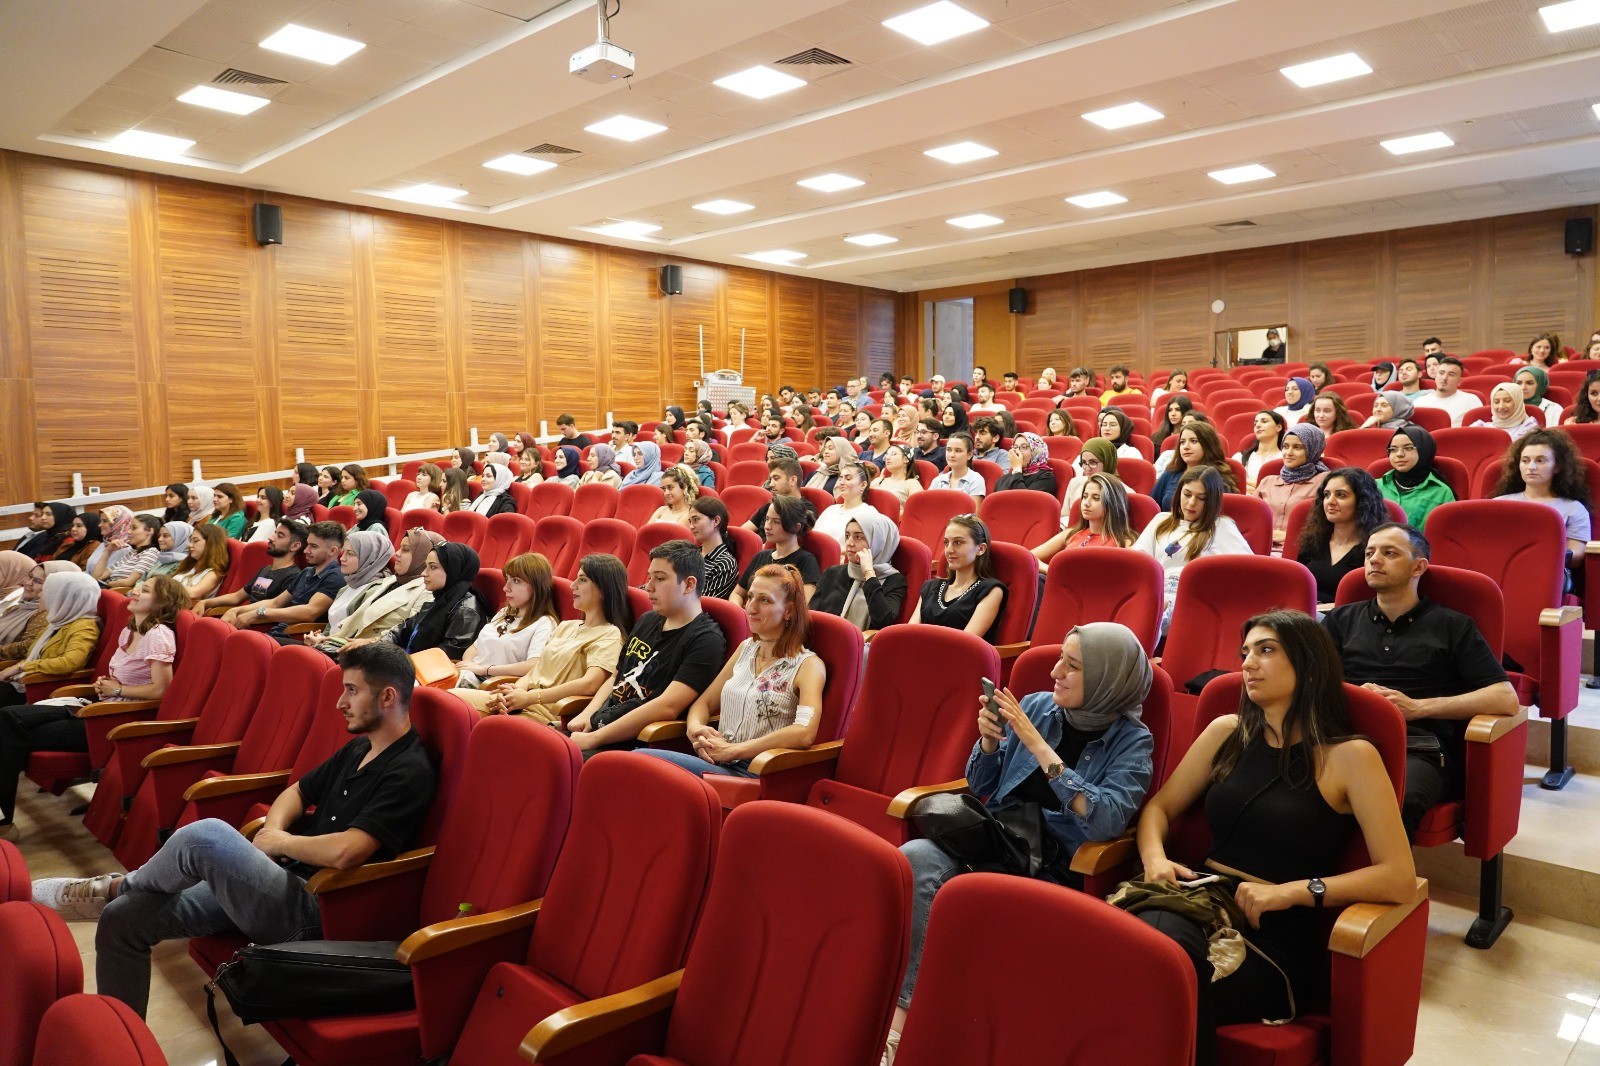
[1132,467,1251,636]
[929,432,985,504]
[1306,362,1333,393]
[884,624,1156,1058]
[994,433,1059,496]
[184,483,214,530]
[811,508,906,631]
[1377,426,1454,529]
[1236,410,1286,492]
[1150,395,1194,462]
[641,563,826,780]
[551,445,584,488]
[210,483,249,539]
[1063,437,1118,518]
[651,423,676,450]
[466,463,516,518]
[50,513,101,569]
[512,434,545,485]
[1090,407,1144,467]
[0,574,183,837]
[1132,610,1413,1066]
[0,570,102,711]
[351,489,391,536]
[92,515,163,590]
[1370,360,1396,393]
[1044,409,1078,440]
[82,507,132,575]
[649,466,700,527]
[161,484,190,525]
[1152,423,1238,510]
[890,406,918,448]
[813,460,879,544]
[681,440,717,489]
[621,441,664,488]
[1471,382,1540,441]
[469,553,633,723]
[284,484,317,524]
[292,463,319,493]
[454,552,561,690]
[581,444,624,488]
[488,432,512,457]
[316,466,343,507]
[1492,428,1593,564]
[1295,467,1388,608]
[0,561,76,663]
[1562,369,1600,425]
[1152,369,1190,406]
[248,487,284,543]
[1255,424,1331,550]
[686,498,739,600]
[439,467,472,514]
[1034,473,1138,573]
[1515,366,1563,427]
[1359,391,1413,431]
[305,527,434,655]
[403,463,444,513]
[168,523,226,600]
[450,446,478,471]
[806,435,855,497]
[146,522,193,578]
[872,445,924,507]
[377,542,488,660]
[731,496,821,607]
[330,464,368,508]
[909,516,1007,641]
[1309,392,1358,437]
[1274,376,1315,427]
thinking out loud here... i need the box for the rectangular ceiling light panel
[178,85,270,114]
[883,1,989,46]
[260,24,366,65]
[1280,52,1371,88]
[1082,102,1163,129]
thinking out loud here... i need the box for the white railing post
[191,459,203,483]
[539,420,549,438]
[469,427,480,449]
[71,473,85,497]
[386,436,398,477]
[295,447,305,464]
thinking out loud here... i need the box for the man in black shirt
[555,413,593,450]
[195,518,306,617]
[743,454,817,534]
[1321,524,1517,837]
[569,542,725,757]
[32,643,436,1016]
[913,419,947,472]
[245,520,347,642]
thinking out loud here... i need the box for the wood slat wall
[0,150,896,506]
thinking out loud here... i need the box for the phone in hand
[980,677,1002,728]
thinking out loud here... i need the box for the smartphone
[980,677,1001,728]
[1180,873,1222,888]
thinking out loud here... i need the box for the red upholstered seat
[479,512,535,568]
[474,567,506,614]
[0,840,27,902]
[889,537,932,624]
[32,994,168,1066]
[718,485,770,526]
[723,526,763,577]
[383,479,416,510]
[725,460,770,488]
[576,518,636,568]
[628,522,693,584]
[863,487,902,523]
[0,901,82,1066]
[400,507,444,538]
[441,510,488,550]
[978,488,1059,548]
[570,483,619,524]
[219,539,269,596]
[523,480,575,520]
[617,484,666,529]
[1220,493,1275,555]
[1322,428,1395,470]
[1162,555,1316,696]
[1034,547,1164,653]
[898,490,974,551]
[525,515,582,579]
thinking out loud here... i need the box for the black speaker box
[660,264,684,295]
[1565,218,1593,256]
[253,203,283,247]
[1008,286,1027,314]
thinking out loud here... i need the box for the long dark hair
[1169,423,1238,491]
[1239,409,1287,462]
[1492,428,1593,507]
[1151,395,1194,446]
[1298,467,1388,557]
[1154,466,1225,559]
[1571,370,1600,425]
[1212,610,1353,789]
[578,552,634,633]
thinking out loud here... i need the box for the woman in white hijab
[185,482,216,527]
[808,507,904,631]
[148,522,194,576]
[469,461,517,517]
[0,571,102,708]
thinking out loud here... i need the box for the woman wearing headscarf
[663,406,689,435]
[681,439,717,489]
[284,483,318,523]
[1514,366,1563,427]
[1370,361,1397,393]
[378,541,487,660]
[310,528,435,656]
[1254,424,1332,549]
[938,400,969,439]
[581,444,624,487]
[994,432,1058,496]
[811,508,904,632]
[883,623,1156,1060]
[1275,376,1316,427]
[18,503,75,561]
[1471,382,1539,441]
[1377,425,1455,528]
[621,441,664,488]
[551,445,584,487]
[806,436,856,497]
[0,560,76,657]
[322,530,396,633]
[147,522,194,576]
[469,462,517,517]
[352,489,391,535]
[0,553,36,612]
[50,513,101,568]
[185,482,215,528]
[1066,437,1120,518]
[1361,390,1414,431]
[489,432,511,457]
[0,571,102,710]
[82,507,133,575]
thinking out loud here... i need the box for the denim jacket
[965,691,1154,854]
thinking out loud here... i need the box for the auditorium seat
[1033,547,1164,654]
[384,479,417,511]
[430,752,722,1065]
[517,802,911,1066]
[728,441,770,464]
[1161,555,1316,702]
[617,485,666,529]
[526,515,583,579]
[0,840,27,902]
[523,480,575,521]
[628,523,693,585]
[1431,427,1513,491]
[1042,435,1082,463]
[987,542,1039,673]
[1046,459,1074,504]
[800,529,841,570]
[863,487,903,523]
[31,994,169,1066]
[569,483,619,524]
[723,525,763,577]
[799,486,834,514]
[475,567,507,614]
[218,538,264,596]
[717,485,769,526]
[441,510,489,551]
[479,512,536,569]
[576,519,635,570]
[401,507,445,538]
[0,901,82,1066]
[1322,428,1395,470]
[724,460,770,489]
[1219,493,1275,555]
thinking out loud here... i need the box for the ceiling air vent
[524,143,580,155]
[1213,220,1257,231]
[212,68,290,94]
[775,48,851,66]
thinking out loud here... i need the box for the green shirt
[1378,471,1455,529]
[217,511,248,539]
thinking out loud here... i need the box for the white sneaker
[33,874,119,920]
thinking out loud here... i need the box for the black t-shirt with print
[595,610,726,727]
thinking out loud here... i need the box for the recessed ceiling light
[386,184,468,205]
[947,213,1002,229]
[107,129,195,159]
[260,24,366,65]
[925,141,997,164]
[1082,102,1163,130]
[746,250,807,265]
[1209,164,1275,184]
[1380,131,1455,155]
[483,154,557,176]
[178,85,270,115]
[591,220,662,239]
[883,1,989,45]
[797,173,864,192]
[584,115,667,142]
[693,199,754,215]
[714,65,806,100]
[844,233,898,247]
[1065,191,1128,208]
[1280,52,1371,88]
[1540,0,1600,32]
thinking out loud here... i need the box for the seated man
[610,420,638,451]
[742,454,817,533]
[1322,523,1518,837]
[968,382,1006,415]
[1099,364,1143,406]
[223,520,345,640]
[16,502,72,560]
[1062,366,1094,398]
[193,518,306,617]
[555,413,593,450]
[760,414,788,447]
[32,642,436,1017]
[912,419,947,472]
[971,417,1011,471]
[567,542,726,757]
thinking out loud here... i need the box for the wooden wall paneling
[776,276,820,396]
[0,151,40,505]
[128,173,172,485]
[274,199,361,465]
[369,212,450,452]
[970,292,1011,380]
[602,247,666,423]
[1215,246,1289,338]
[1391,221,1476,356]
[667,260,719,415]
[1149,256,1212,372]
[459,226,530,439]
[1082,266,1142,374]
[1300,234,1379,361]
[862,290,896,383]
[536,240,601,428]
[1017,275,1079,376]
[1489,210,1590,349]
[723,266,772,398]
[823,282,862,388]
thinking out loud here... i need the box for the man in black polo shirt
[32,642,435,1017]
[555,413,593,450]
[1322,523,1518,837]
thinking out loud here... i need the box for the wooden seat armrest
[1588,540,1600,557]
[1539,606,1582,628]
[1329,877,1429,959]
[397,899,543,965]
[283,623,320,635]
[748,739,843,776]
[24,670,92,688]
[106,717,199,741]
[862,629,880,644]
[50,683,99,699]
[77,699,161,719]
[141,741,241,768]
[240,817,266,840]
[183,770,292,803]
[305,846,436,894]
[886,779,969,819]
[554,695,589,718]
[995,641,1029,661]
[520,970,683,1063]
[480,676,518,691]
[1070,834,1139,876]
[638,720,688,743]
[204,606,232,617]
[1466,707,1527,745]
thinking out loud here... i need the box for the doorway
[924,298,974,383]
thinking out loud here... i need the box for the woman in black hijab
[664,406,689,434]
[19,503,75,560]
[380,542,487,660]
[352,489,391,535]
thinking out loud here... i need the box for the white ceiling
[3,0,1598,291]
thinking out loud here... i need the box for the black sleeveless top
[1205,736,1356,885]
[917,577,1007,643]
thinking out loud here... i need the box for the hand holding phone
[977,678,1004,746]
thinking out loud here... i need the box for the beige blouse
[455,619,623,723]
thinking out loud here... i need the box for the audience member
[86,509,135,574]
[1091,406,1143,467]
[1395,359,1431,398]
[805,436,854,496]
[168,524,226,599]
[1413,357,1480,426]
[1295,467,1389,607]
[1514,366,1563,427]
[621,441,664,489]
[551,445,584,487]
[0,561,76,671]
[1151,395,1194,453]
[1471,382,1539,440]
[1564,369,1600,424]
[1361,391,1414,431]
[1256,424,1331,549]
[248,487,285,542]
[377,541,485,659]
[1491,428,1592,558]
[403,463,444,512]
[1370,361,1396,393]
[315,467,341,507]
[995,432,1059,496]
[17,503,74,560]
[1306,363,1333,392]
[50,512,101,568]
[208,484,248,538]
[1034,473,1138,573]
[1100,365,1143,406]
[1132,466,1251,636]
[1310,392,1358,436]
[1237,410,1286,491]
[161,484,190,525]
[1152,423,1237,509]
[811,510,905,631]
[913,419,947,470]
[1152,370,1189,405]
[0,571,101,711]
[743,455,816,533]
[611,420,639,451]
[908,516,1006,640]
[732,496,820,606]
[468,462,517,516]
[581,444,624,487]
[1513,332,1561,369]
[555,413,593,449]
[687,498,738,600]
[1377,426,1455,528]
[194,519,305,618]
[350,488,389,536]
[649,466,699,526]
[284,484,317,523]
[1065,437,1119,516]
[291,463,319,493]
[452,552,560,691]
[145,522,192,579]
[1275,377,1315,426]
[873,445,925,507]
[681,440,716,488]
[929,432,985,503]
[226,520,344,640]
[331,465,369,507]
[306,527,434,657]
[813,460,878,543]
[91,514,162,589]
[1044,410,1077,440]
[972,417,1011,471]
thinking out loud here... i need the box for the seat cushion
[453,962,583,1066]
[1216,1013,1329,1066]
[25,752,90,795]
[703,776,758,809]
[0,840,29,902]
[187,932,248,978]
[267,1008,420,1066]
[627,1058,691,1066]
[1413,802,1465,849]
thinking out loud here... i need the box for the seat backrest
[473,567,505,614]
[726,460,771,489]
[978,489,1059,548]
[32,994,167,1066]
[231,645,330,775]
[895,873,1195,1066]
[663,803,911,1066]
[1324,428,1394,470]
[863,488,902,523]
[988,542,1039,647]
[421,715,581,927]
[287,665,356,786]
[800,529,840,570]
[890,536,933,624]
[719,485,770,526]
[479,512,535,569]
[440,510,488,550]
[524,480,575,520]
[0,901,82,1066]
[1118,456,1157,495]
[527,515,583,579]
[1219,494,1275,555]
[407,687,479,847]
[1161,556,1317,688]
[190,630,276,746]
[1035,548,1164,653]
[724,525,764,576]
[899,490,974,550]
[1046,459,1073,503]
[155,617,230,721]
[616,484,666,529]
[629,522,693,584]
[401,508,445,537]
[1432,427,1515,494]
[383,479,416,510]
[699,594,751,650]
[577,518,635,568]
[220,539,266,596]
[806,612,866,740]
[833,626,998,794]
[327,504,357,529]
[569,483,619,523]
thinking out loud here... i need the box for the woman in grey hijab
[1362,391,1413,431]
[321,530,397,632]
[809,507,903,631]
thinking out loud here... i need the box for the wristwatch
[1043,761,1065,781]
[1308,877,1326,908]
[256,605,267,619]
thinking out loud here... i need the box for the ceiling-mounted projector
[570,39,633,83]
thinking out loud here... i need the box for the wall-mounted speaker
[1565,218,1593,256]
[1008,286,1027,314]
[253,203,283,247]
[660,264,684,295]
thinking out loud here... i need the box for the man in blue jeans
[31,642,435,1017]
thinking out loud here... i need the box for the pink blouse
[106,623,176,699]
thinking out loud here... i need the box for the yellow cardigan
[17,618,101,680]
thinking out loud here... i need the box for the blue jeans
[898,838,963,1009]
[96,818,323,1016]
[634,748,756,777]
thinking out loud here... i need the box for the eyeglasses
[1387,444,1418,456]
